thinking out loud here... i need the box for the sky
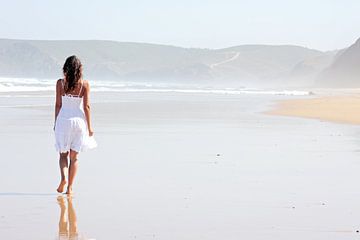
[0,0,359,51]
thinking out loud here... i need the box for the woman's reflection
[57,196,79,239]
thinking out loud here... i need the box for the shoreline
[266,94,360,125]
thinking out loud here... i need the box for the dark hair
[63,55,83,93]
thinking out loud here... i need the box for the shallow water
[1,91,360,239]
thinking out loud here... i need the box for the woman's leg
[57,152,69,193]
[67,150,79,194]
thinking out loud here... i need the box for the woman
[54,55,96,195]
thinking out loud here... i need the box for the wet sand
[1,91,360,239]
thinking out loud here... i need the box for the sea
[0,77,311,96]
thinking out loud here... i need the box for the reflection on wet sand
[57,196,89,240]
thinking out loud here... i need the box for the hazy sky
[1,0,359,51]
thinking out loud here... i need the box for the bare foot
[66,186,73,195]
[57,180,67,193]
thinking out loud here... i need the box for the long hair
[63,55,83,93]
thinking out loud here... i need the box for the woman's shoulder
[56,78,63,88]
[81,79,90,88]
[56,78,63,83]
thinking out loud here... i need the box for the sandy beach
[1,90,360,240]
[268,93,360,125]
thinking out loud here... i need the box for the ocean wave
[0,77,312,96]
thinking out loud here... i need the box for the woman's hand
[89,128,94,136]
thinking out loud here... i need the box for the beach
[267,93,360,125]
[1,90,360,240]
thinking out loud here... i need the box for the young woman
[54,55,96,194]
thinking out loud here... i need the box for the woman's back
[58,79,85,119]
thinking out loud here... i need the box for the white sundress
[54,79,97,153]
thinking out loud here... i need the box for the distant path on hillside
[210,52,240,68]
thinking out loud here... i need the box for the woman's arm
[83,80,94,136]
[54,79,62,130]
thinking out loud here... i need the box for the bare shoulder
[56,79,63,89]
[82,80,90,90]
[56,78,62,85]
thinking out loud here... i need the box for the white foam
[0,77,312,96]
